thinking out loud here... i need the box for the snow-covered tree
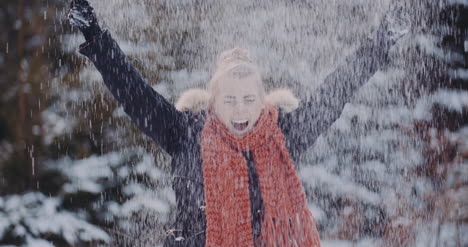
[300,1,467,246]
[1,0,176,245]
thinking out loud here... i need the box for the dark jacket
[78,27,395,246]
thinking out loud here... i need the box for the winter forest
[1,0,467,246]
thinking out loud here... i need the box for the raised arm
[280,1,410,157]
[68,0,188,155]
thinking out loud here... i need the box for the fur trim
[175,88,210,113]
[265,88,299,113]
[175,88,299,113]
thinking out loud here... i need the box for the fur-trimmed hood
[175,88,299,114]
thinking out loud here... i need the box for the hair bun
[217,47,253,67]
[209,47,261,96]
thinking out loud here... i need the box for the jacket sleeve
[78,30,188,156]
[279,27,399,156]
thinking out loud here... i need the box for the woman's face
[213,74,265,137]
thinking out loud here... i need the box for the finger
[68,17,87,29]
[75,0,90,7]
[67,9,89,28]
[70,0,89,9]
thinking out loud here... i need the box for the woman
[68,0,408,246]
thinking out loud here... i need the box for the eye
[224,100,236,105]
[223,96,236,105]
[244,96,256,104]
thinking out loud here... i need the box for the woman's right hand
[67,0,102,41]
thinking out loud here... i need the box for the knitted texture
[201,105,321,247]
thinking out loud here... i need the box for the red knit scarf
[201,105,321,247]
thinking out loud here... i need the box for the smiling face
[212,72,265,137]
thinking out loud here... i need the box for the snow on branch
[0,193,110,246]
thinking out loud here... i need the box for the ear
[175,88,210,113]
[265,88,300,113]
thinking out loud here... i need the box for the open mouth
[232,120,249,131]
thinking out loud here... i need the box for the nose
[234,101,246,115]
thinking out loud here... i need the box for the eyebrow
[224,95,256,100]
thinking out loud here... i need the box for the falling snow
[1,0,467,246]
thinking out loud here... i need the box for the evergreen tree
[300,1,467,245]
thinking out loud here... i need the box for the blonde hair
[208,48,265,105]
